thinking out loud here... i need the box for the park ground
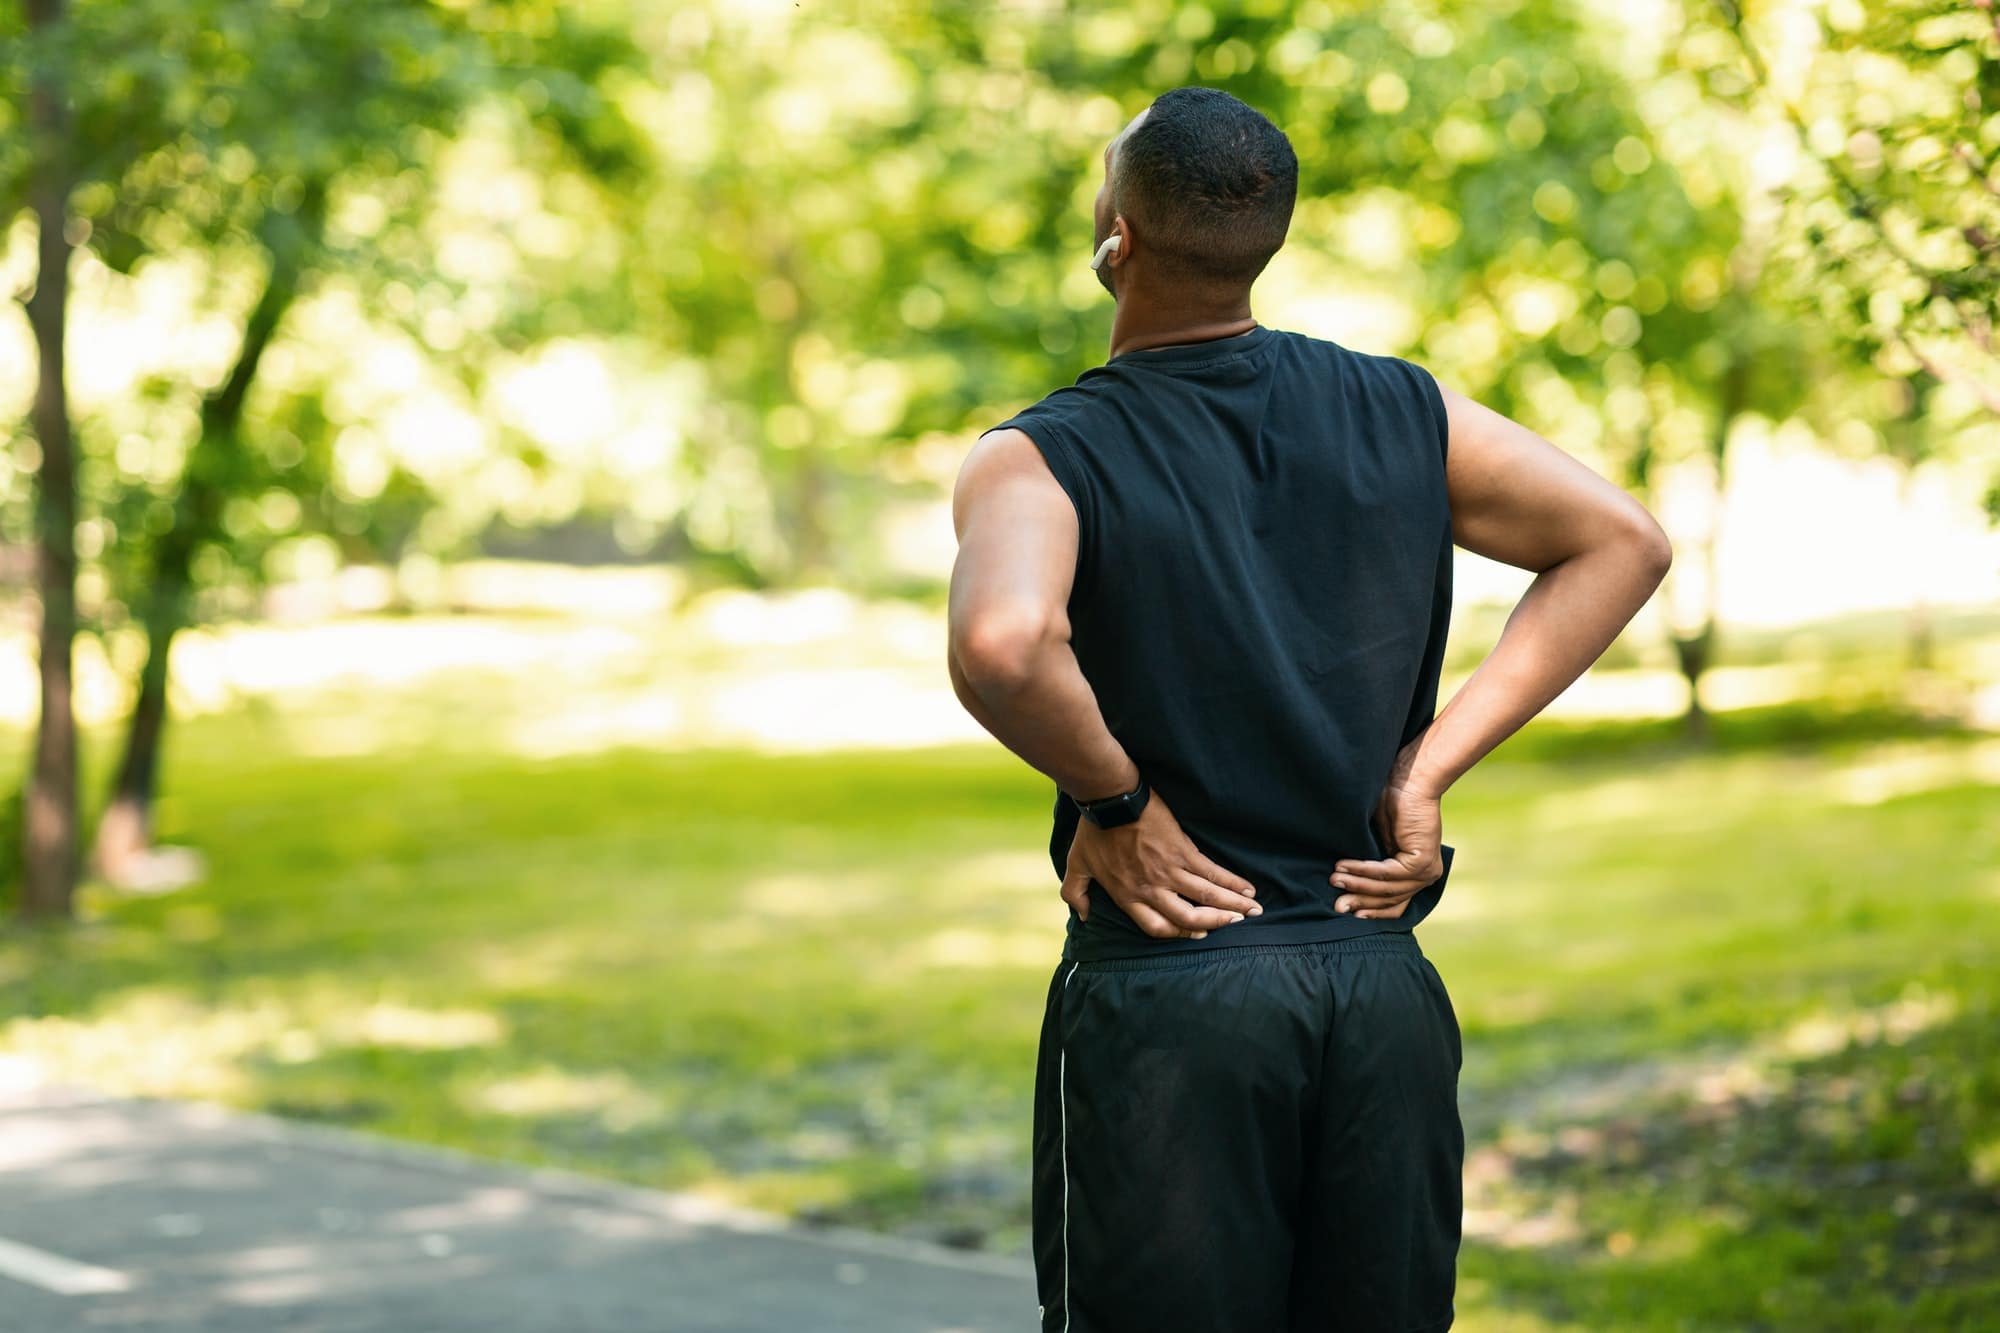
[2,588,1997,1331]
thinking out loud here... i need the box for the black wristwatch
[1070,774,1150,829]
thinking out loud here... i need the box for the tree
[1679,0,2000,699]
[0,0,642,897]
[1716,0,1999,417]
[93,2,638,886]
[14,0,80,918]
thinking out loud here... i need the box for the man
[947,87,1671,1333]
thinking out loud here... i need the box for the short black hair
[1113,87,1298,288]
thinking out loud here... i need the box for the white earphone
[1089,233,1123,270]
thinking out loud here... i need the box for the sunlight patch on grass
[711,1167,862,1220]
[1537,660,1819,721]
[906,927,1053,971]
[738,869,896,918]
[185,618,647,703]
[343,1002,506,1051]
[4,985,509,1101]
[693,915,800,956]
[1465,987,1558,1026]
[1700,661,1837,711]
[1684,1055,1781,1106]
[938,847,1053,893]
[1821,737,2000,807]
[691,586,865,648]
[1775,987,1959,1059]
[505,693,686,757]
[464,1067,665,1127]
[707,668,978,750]
[1464,1194,1584,1250]
[463,937,597,989]
[2,989,290,1100]
[1526,773,1669,828]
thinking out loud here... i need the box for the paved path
[0,1080,1036,1332]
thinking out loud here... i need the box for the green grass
[2,690,1997,1329]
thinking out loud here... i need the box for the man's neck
[1107,286,1257,361]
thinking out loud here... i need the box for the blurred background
[0,0,1996,1327]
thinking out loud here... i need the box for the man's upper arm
[1439,383,1669,573]
[948,427,1080,646]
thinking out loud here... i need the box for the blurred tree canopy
[1712,0,1999,417]
[2,0,1996,905]
[0,0,645,903]
[6,0,1991,599]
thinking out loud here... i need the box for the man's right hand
[1059,788,1262,939]
[1330,735,1446,918]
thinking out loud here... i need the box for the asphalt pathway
[0,1079,1036,1332]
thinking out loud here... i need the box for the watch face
[1073,779,1145,828]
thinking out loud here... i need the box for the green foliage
[2,0,1991,589]
[638,1,1846,579]
[1696,0,1999,492]
[0,0,646,629]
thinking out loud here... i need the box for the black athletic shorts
[1031,932,1463,1333]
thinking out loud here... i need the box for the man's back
[993,324,1456,961]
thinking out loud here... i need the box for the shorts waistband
[1073,931,1421,973]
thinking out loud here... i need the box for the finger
[1141,886,1242,934]
[1060,861,1091,922]
[1123,896,1205,941]
[1354,899,1411,920]
[1332,852,1436,883]
[1168,865,1260,916]
[1330,857,1412,883]
[1334,886,1419,913]
[1183,848,1258,900]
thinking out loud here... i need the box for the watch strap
[1070,774,1150,829]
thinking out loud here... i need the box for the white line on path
[0,1235,132,1295]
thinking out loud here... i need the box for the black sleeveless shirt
[990,324,1457,963]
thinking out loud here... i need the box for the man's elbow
[950,603,1056,694]
[1627,511,1673,586]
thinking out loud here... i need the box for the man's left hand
[1060,788,1262,938]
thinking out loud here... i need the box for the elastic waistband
[1073,931,1421,973]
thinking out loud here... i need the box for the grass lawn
[2,682,1996,1330]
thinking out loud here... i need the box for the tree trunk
[1897,461,1935,674]
[93,194,318,886]
[20,0,78,921]
[91,589,178,883]
[1672,627,1712,743]
[1672,357,1749,742]
[1906,599,1934,674]
[790,451,831,580]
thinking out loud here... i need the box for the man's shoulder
[985,376,1116,442]
[1278,327,1433,381]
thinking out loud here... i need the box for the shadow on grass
[1490,694,1977,770]
[1463,1002,2000,1331]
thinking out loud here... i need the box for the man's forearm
[1400,537,1669,799]
[948,638,1140,802]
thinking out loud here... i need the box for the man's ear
[1105,214,1132,268]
